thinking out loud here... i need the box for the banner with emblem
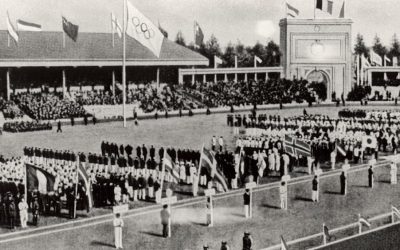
[126,0,164,57]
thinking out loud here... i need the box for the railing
[260,206,400,250]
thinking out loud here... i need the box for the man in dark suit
[142,144,148,161]
[340,171,347,195]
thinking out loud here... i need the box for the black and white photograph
[1,0,400,249]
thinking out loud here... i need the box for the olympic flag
[126,0,164,57]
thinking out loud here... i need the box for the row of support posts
[186,72,270,84]
[4,67,161,101]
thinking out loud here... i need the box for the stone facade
[279,18,353,99]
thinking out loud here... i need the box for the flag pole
[160,155,166,198]
[7,33,10,47]
[122,0,127,128]
[111,13,115,48]
[63,32,66,48]
[73,162,79,219]
[314,0,316,19]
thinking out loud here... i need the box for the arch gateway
[279,18,353,100]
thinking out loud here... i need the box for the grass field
[1,104,400,249]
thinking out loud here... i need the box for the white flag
[393,57,398,66]
[126,0,164,57]
[371,51,382,66]
[361,54,371,67]
[111,12,122,38]
[214,56,223,68]
[6,12,18,43]
[254,55,262,66]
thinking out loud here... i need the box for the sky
[1,0,400,49]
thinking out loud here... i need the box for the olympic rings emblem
[131,16,154,39]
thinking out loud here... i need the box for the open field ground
[1,104,400,249]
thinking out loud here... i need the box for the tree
[265,40,281,66]
[372,34,388,57]
[235,41,251,68]
[354,33,369,57]
[203,34,222,67]
[388,34,400,64]
[222,42,236,67]
[175,31,186,46]
[250,42,266,66]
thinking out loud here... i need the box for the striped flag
[162,152,180,183]
[286,3,299,18]
[316,0,334,15]
[26,163,55,194]
[359,216,371,227]
[77,163,93,209]
[6,12,19,43]
[280,235,289,250]
[336,143,346,156]
[199,147,229,192]
[17,19,42,31]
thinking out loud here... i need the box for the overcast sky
[1,0,400,48]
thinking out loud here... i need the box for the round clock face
[314,25,321,32]
[311,41,325,55]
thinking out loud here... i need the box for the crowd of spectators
[12,93,87,120]
[182,78,315,108]
[0,98,24,120]
[3,121,52,133]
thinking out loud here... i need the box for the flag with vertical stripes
[77,163,93,209]
[162,153,180,183]
[199,147,229,192]
[286,3,299,18]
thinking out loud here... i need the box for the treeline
[354,33,400,63]
[174,31,281,68]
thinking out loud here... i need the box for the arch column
[6,68,10,101]
[62,69,66,99]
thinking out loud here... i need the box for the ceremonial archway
[306,69,330,100]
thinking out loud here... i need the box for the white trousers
[114,227,123,248]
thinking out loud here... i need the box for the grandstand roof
[0,30,209,67]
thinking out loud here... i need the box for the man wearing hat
[220,241,230,250]
[242,232,253,250]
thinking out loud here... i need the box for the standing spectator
[220,241,230,250]
[7,196,16,230]
[160,205,170,238]
[312,175,319,202]
[57,120,62,133]
[32,197,40,226]
[113,213,124,249]
[243,189,250,218]
[219,136,224,152]
[18,197,28,228]
[242,232,253,250]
